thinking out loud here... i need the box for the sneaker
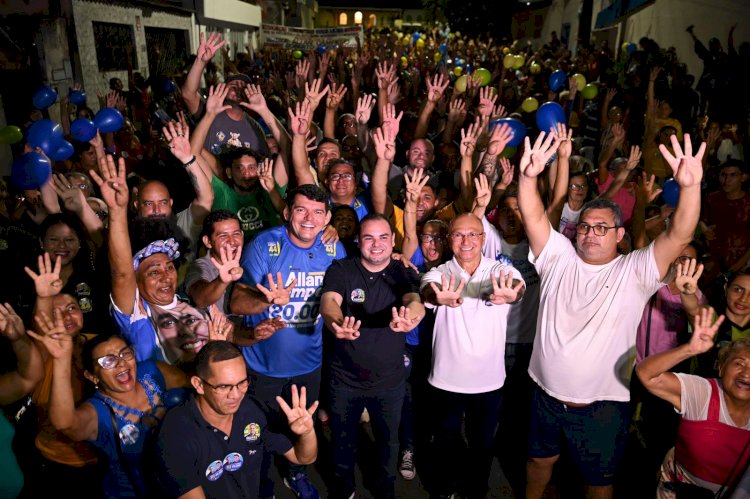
[283,472,320,499]
[399,449,416,480]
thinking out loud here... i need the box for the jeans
[327,379,406,499]
[430,385,504,499]
[249,368,321,497]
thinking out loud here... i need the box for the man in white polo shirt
[517,131,706,499]
[420,213,524,499]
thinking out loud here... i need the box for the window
[92,22,137,71]
[368,14,376,28]
[354,11,363,24]
[338,12,347,25]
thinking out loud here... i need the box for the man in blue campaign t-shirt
[230,185,344,498]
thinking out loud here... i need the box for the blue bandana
[132,238,180,271]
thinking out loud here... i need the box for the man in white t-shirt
[518,131,706,499]
[420,213,524,499]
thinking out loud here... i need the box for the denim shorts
[528,384,632,486]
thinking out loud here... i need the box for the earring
[94,380,99,390]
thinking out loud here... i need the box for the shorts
[527,384,632,486]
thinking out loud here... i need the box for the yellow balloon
[416,38,425,49]
[530,62,541,74]
[572,73,586,91]
[455,31,461,37]
[502,46,510,55]
[621,41,630,53]
[402,37,410,46]
[453,66,463,77]
[454,74,468,93]
[503,54,515,69]
[512,54,525,69]
[400,56,408,68]
[434,52,442,63]
[582,83,599,100]
[521,97,539,113]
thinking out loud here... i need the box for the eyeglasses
[96,347,135,370]
[200,378,250,395]
[569,183,587,191]
[420,234,444,243]
[328,173,354,182]
[448,232,484,241]
[576,223,619,236]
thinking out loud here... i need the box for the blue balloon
[439,43,448,53]
[490,118,527,147]
[26,119,64,155]
[32,85,57,110]
[11,152,52,190]
[49,140,74,161]
[627,43,637,54]
[662,178,680,207]
[70,118,97,142]
[548,69,566,92]
[317,45,327,54]
[69,90,87,106]
[161,79,177,94]
[94,107,124,134]
[163,388,189,409]
[412,32,421,41]
[536,101,566,134]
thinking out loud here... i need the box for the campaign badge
[243,422,261,442]
[223,452,244,472]
[351,289,365,303]
[119,423,140,446]
[205,460,224,481]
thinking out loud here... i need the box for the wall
[540,0,584,52]
[200,0,261,27]
[316,8,401,29]
[71,0,193,111]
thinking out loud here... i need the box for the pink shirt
[636,285,706,364]
[596,174,636,226]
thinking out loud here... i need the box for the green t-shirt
[211,176,286,240]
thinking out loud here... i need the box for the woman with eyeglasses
[31,316,189,499]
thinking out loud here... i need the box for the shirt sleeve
[674,373,712,420]
[420,263,447,291]
[528,222,576,277]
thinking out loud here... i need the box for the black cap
[224,73,252,85]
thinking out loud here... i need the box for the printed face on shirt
[228,154,259,192]
[204,218,244,260]
[43,223,81,267]
[136,253,178,306]
[284,194,331,247]
[325,162,357,202]
[726,275,750,321]
[136,182,174,218]
[152,301,210,362]
[575,207,624,265]
[358,218,395,270]
[53,294,84,335]
[193,356,249,416]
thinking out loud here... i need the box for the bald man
[420,214,525,499]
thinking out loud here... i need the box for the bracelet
[182,156,197,168]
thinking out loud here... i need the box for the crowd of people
[1,21,749,499]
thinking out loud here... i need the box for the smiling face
[720,347,750,405]
[420,221,448,264]
[575,207,624,265]
[137,182,173,218]
[325,162,357,203]
[497,196,524,242]
[87,337,137,395]
[406,139,435,171]
[43,223,81,267]
[53,294,84,335]
[136,253,177,306]
[331,208,358,241]
[154,302,210,361]
[316,142,341,179]
[448,214,485,267]
[284,194,331,248]
[358,218,395,271]
[726,275,750,322]
[415,185,439,222]
[203,218,243,260]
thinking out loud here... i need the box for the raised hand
[304,78,330,111]
[636,172,663,204]
[460,121,481,158]
[405,169,430,205]
[295,59,311,87]
[477,86,497,118]
[257,158,276,194]
[498,158,514,189]
[687,307,724,355]
[51,173,86,214]
[28,310,74,360]
[552,123,573,160]
[429,274,465,307]
[372,125,397,162]
[389,306,420,333]
[256,272,297,306]
[381,102,403,140]
[426,73,449,104]
[326,82,348,110]
[198,32,226,63]
[626,145,642,170]
[474,174,491,209]
[288,99,313,137]
[386,78,401,105]
[0,303,25,342]
[163,120,192,164]
[277,385,318,436]
[253,317,285,342]
[375,61,396,89]
[91,155,128,210]
[447,98,467,124]
[488,271,523,305]
[660,134,706,188]
[210,245,243,283]
[331,316,361,340]
[487,121,513,156]
[321,224,340,245]
[240,84,268,114]
[492,103,508,119]
[207,304,234,342]
[611,123,626,145]
[519,131,558,179]
[675,257,703,295]
[355,94,376,125]
[206,84,232,116]
[24,253,63,298]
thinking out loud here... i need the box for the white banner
[260,24,363,51]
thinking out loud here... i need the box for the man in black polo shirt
[153,341,318,498]
[320,213,425,499]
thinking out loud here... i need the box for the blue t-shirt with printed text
[239,225,346,377]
